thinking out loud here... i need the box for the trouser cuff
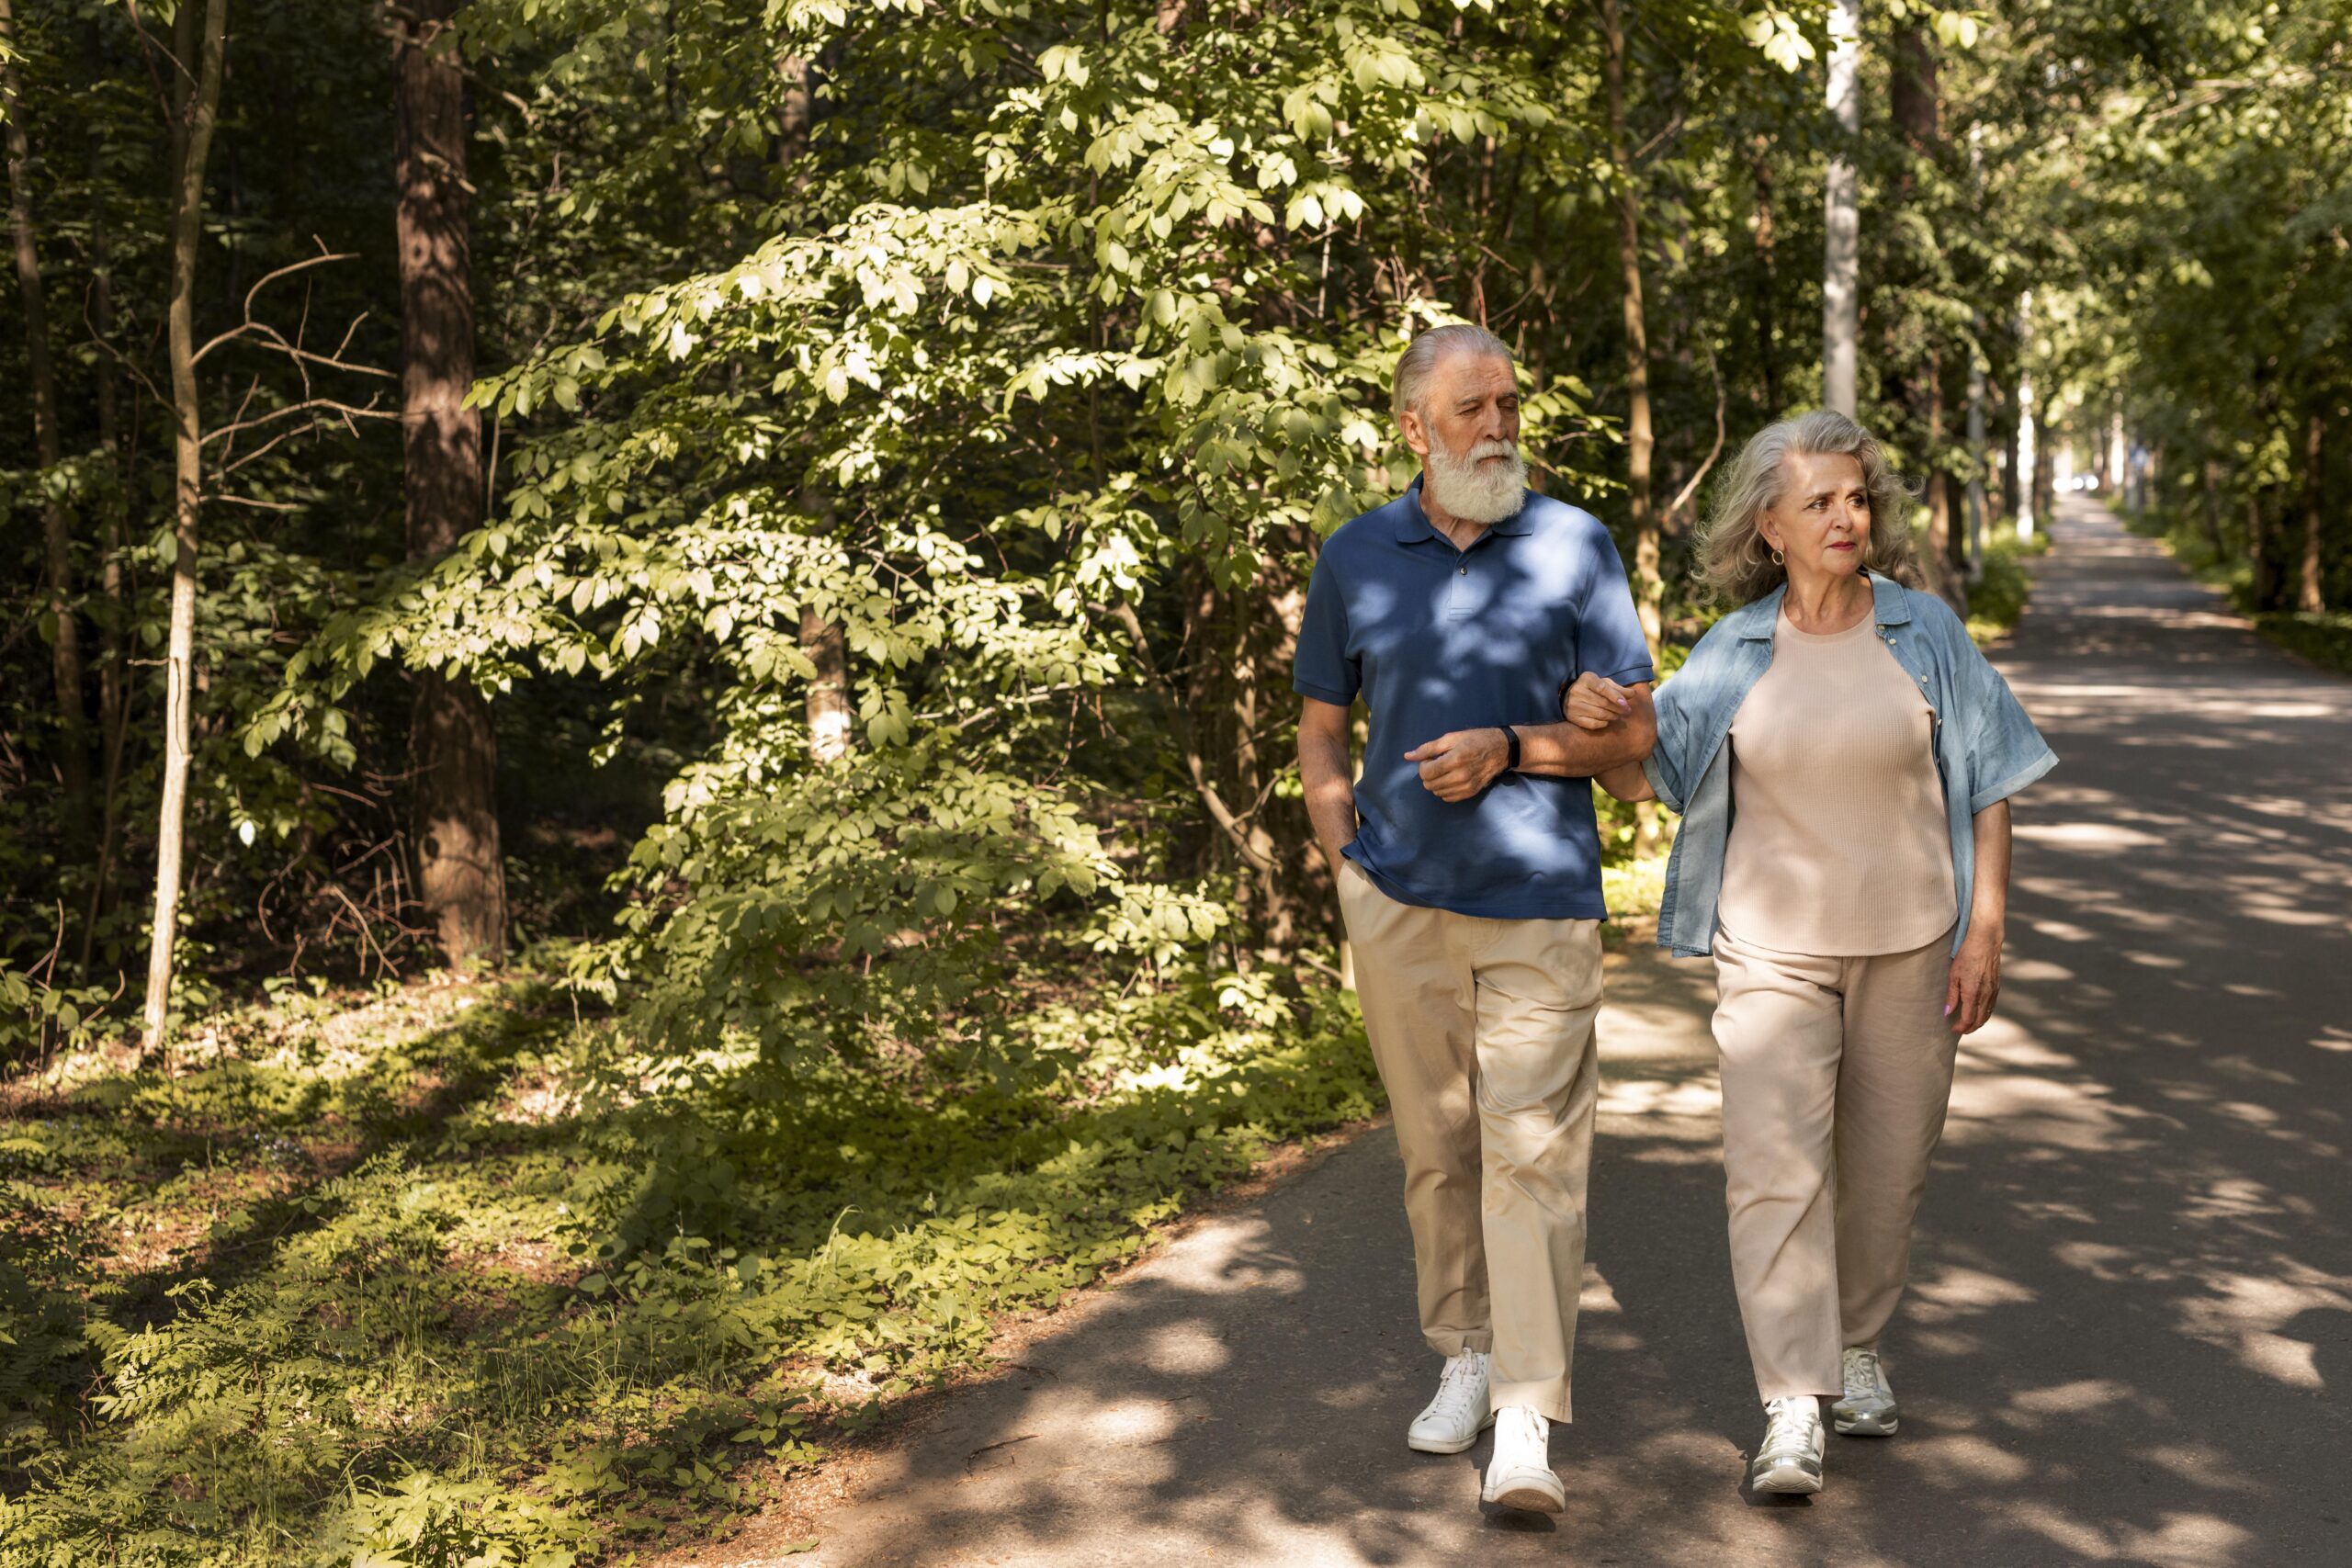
[1428,1330,1494,1358]
[1489,1381,1572,1425]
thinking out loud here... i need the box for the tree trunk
[2032,419,2055,535]
[1910,341,1966,610]
[1597,0,1660,650]
[2199,457,2225,557]
[1964,321,1989,576]
[1887,26,1965,612]
[0,0,91,825]
[798,597,852,761]
[2017,374,2041,541]
[399,0,506,966]
[2246,364,2282,609]
[781,52,853,763]
[1598,0,1663,855]
[1159,556,1313,953]
[142,0,229,1055]
[82,20,132,976]
[2301,410,2326,614]
[1821,0,1862,417]
[1748,136,1780,414]
[2247,492,2275,611]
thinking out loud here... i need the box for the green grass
[1964,520,2049,647]
[2250,609,2352,676]
[2116,502,2352,677]
[0,958,1380,1566]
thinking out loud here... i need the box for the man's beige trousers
[1337,860,1603,1424]
[1711,923,1960,1402]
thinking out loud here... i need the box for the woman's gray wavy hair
[1693,410,1921,604]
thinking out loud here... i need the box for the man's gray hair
[1392,323,1515,422]
[1694,410,1921,604]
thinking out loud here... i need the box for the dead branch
[193,248,366,366]
[1107,600,1278,876]
[202,394,399,449]
[1667,340,1727,525]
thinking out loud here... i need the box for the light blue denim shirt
[1643,572,2057,960]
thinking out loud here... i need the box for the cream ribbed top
[1716,606,1957,956]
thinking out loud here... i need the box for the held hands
[1562,671,1635,732]
[1945,925,2003,1035]
[1404,728,1510,803]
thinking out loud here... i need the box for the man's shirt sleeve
[1292,550,1359,706]
[1575,514,1659,686]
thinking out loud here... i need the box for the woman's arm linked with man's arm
[1563,673,1657,802]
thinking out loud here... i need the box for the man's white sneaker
[1406,1348,1493,1453]
[1748,1395,1826,1495]
[1831,1346,1899,1436]
[1480,1405,1566,1514]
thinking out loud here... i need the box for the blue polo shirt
[1293,477,1655,920]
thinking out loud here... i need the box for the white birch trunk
[1822,0,1863,417]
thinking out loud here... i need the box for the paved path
[730,497,2352,1567]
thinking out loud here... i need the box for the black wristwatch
[1500,725,1521,773]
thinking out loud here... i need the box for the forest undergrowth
[2121,502,2352,678]
[0,947,1379,1567]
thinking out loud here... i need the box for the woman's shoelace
[1759,1404,1818,1461]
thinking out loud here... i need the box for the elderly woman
[1566,411,2055,1495]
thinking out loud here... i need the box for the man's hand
[1562,672,1635,732]
[1404,728,1510,802]
[1945,924,2003,1035]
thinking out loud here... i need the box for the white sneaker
[1406,1348,1493,1453]
[1749,1395,1826,1495]
[1831,1346,1899,1436]
[1480,1405,1566,1514]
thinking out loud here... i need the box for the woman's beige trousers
[1337,860,1604,1424]
[1711,922,1960,1402]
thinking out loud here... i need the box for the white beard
[1424,435,1528,525]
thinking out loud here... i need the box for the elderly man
[1293,323,1657,1513]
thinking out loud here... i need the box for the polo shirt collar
[1393,472,1534,542]
[1734,570,1911,640]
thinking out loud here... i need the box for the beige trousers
[1337,860,1603,1424]
[1711,922,1960,1402]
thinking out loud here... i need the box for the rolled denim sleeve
[1642,675,1694,813]
[1954,626,2057,812]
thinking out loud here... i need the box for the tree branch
[1107,600,1278,875]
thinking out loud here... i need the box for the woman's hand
[1562,672,1634,732]
[1945,924,2003,1035]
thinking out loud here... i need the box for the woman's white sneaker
[1749,1395,1826,1495]
[1480,1405,1566,1513]
[1406,1348,1493,1454]
[1831,1346,1899,1436]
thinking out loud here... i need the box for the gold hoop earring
[1770,547,1785,567]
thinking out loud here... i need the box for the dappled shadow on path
[778,499,2349,1568]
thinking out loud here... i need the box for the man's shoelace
[1425,1355,1484,1420]
[1495,1406,1544,1446]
